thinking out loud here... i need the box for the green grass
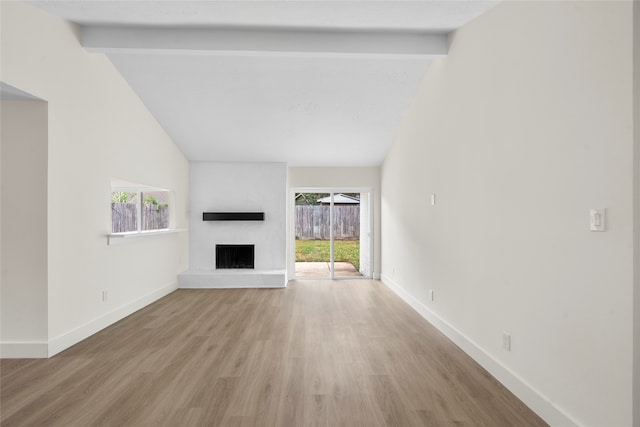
[295,240,359,270]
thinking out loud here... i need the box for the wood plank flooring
[1,280,548,426]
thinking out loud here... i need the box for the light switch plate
[590,209,605,232]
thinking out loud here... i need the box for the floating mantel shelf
[203,212,265,221]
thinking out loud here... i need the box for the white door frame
[290,187,374,280]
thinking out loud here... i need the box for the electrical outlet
[102,291,108,302]
[428,289,434,302]
[502,332,511,351]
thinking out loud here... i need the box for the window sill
[107,228,186,245]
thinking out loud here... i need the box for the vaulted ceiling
[29,1,499,166]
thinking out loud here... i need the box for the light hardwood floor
[1,280,547,426]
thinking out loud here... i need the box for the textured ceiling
[29,0,499,166]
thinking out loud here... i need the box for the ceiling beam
[82,26,448,57]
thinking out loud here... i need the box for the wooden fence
[295,205,359,240]
[111,203,169,232]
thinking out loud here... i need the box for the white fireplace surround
[178,162,287,288]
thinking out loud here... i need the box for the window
[111,180,171,234]
[111,191,138,233]
[141,191,170,231]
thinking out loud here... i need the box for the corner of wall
[633,1,640,425]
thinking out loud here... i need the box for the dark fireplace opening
[216,244,255,269]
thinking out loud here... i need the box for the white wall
[1,100,48,356]
[633,2,640,425]
[288,167,381,278]
[381,2,633,426]
[189,162,286,271]
[1,1,189,356]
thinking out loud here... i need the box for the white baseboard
[380,274,580,427]
[47,282,178,357]
[0,341,49,358]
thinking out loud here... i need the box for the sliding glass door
[293,189,372,279]
[294,192,332,278]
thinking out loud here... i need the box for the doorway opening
[292,189,372,279]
